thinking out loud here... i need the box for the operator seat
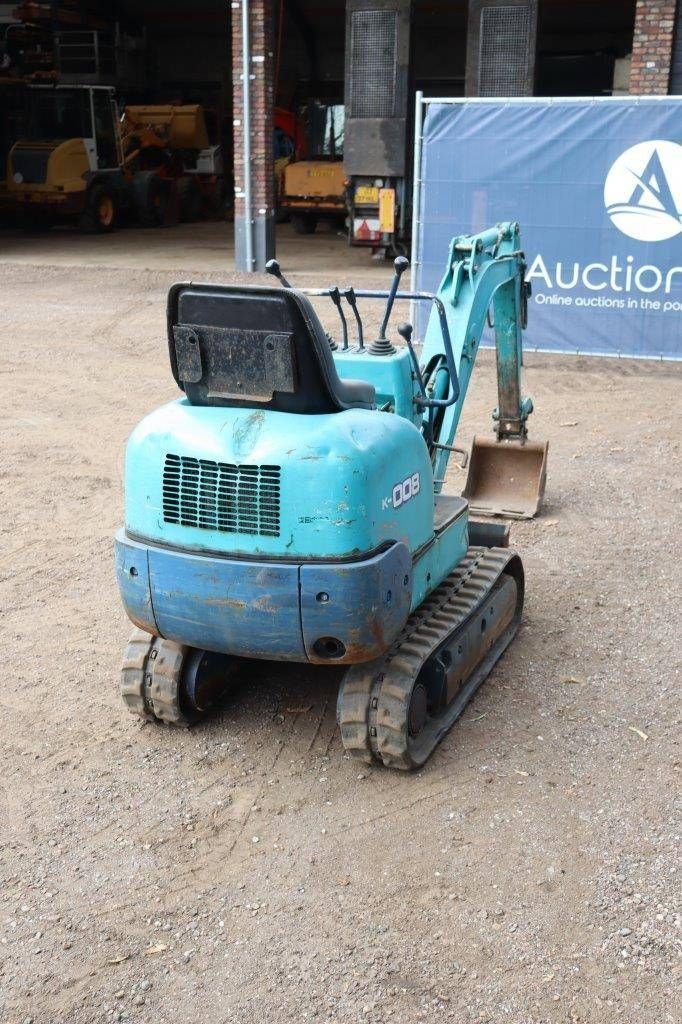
[167,283,375,413]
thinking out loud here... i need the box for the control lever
[328,287,348,351]
[399,300,459,412]
[265,258,292,288]
[398,321,432,447]
[397,322,426,401]
[343,287,364,351]
[369,256,409,355]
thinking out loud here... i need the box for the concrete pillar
[231,0,275,271]
[629,0,678,94]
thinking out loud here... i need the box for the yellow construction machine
[6,85,221,231]
[279,101,346,234]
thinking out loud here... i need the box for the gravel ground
[0,257,680,1024]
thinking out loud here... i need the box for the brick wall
[670,2,682,91]
[630,0,679,94]
[231,0,274,256]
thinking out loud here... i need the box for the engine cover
[123,400,434,560]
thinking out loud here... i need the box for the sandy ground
[0,225,680,1024]
[0,220,370,281]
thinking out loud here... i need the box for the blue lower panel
[147,544,304,660]
[114,534,156,633]
[300,543,412,664]
[115,531,413,664]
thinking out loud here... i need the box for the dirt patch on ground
[1,260,680,1024]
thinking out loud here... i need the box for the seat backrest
[167,282,358,413]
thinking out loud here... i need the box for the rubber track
[337,546,521,770]
[120,629,190,725]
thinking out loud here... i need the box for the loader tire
[133,173,170,228]
[177,176,202,222]
[79,184,118,233]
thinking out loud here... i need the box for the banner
[414,98,682,360]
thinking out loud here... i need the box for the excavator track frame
[121,630,240,726]
[337,546,524,770]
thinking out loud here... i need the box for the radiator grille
[479,6,532,96]
[162,454,281,537]
[349,9,398,118]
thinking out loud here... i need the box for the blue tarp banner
[415,99,682,360]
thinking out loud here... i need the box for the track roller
[120,629,239,725]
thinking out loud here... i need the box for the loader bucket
[462,435,549,520]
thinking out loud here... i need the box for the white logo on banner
[604,140,682,242]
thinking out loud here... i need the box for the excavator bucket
[463,435,549,520]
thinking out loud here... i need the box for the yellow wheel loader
[6,85,219,232]
[7,85,125,231]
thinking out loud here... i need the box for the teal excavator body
[115,222,548,769]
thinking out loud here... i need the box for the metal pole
[241,0,254,271]
[87,87,96,148]
[409,90,424,330]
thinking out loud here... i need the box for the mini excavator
[115,222,548,770]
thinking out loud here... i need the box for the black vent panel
[162,454,281,537]
[349,9,398,118]
[479,6,532,96]
[12,147,51,184]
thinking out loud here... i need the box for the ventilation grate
[349,9,398,118]
[12,147,51,184]
[162,454,281,537]
[479,6,532,96]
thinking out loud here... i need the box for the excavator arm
[417,222,547,517]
